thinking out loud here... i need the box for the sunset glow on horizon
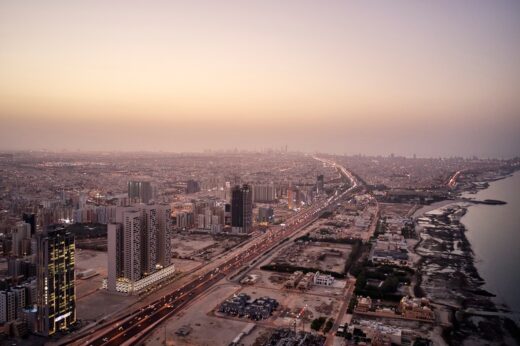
[1,1,519,156]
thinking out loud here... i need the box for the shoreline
[411,170,520,344]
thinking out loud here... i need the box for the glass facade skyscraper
[231,184,253,233]
[36,227,76,336]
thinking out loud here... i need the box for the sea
[461,170,520,320]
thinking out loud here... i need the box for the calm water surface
[461,171,520,318]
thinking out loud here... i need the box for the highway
[447,170,463,189]
[76,158,361,346]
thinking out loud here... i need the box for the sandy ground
[77,289,137,322]
[75,249,107,300]
[246,269,345,294]
[379,202,416,216]
[171,233,244,262]
[74,249,138,322]
[231,285,343,330]
[171,236,216,257]
[143,281,344,345]
[74,250,202,323]
[143,283,252,346]
[172,258,203,273]
[142,210,350,346]
[75,249,107,273]
[270,242,351,274]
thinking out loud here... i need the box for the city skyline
[0,149,518,344]
[1,1,520,157]
[0,1,519,344]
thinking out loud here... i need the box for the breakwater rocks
[475,199,507,205]
[461,198,507,205]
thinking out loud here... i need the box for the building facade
[156,205,173,268]
[107,204,174,294]
[186,180,201,194]
[22,213,37,235]
[35,227,76,336]
[313,271,334,286]
[127,181,154,204]
[252,184,276,203]
[0,291,16,323]
[11,221,31,257]
[231,184,253,233]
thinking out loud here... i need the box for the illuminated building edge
[102,264,175,295]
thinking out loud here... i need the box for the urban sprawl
[0,151,518,346]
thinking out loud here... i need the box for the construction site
[267,242,352,275]
[301,195,379,242]
[171,232,246,261]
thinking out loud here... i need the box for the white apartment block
[107,204,174,295]
[313,271,335,286]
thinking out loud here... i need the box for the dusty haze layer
[1,1,519,157]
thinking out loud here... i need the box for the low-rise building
[370,232,410,266]
[297,272,314,290]
[313,271,334,286]
[347,320,402,345]
[219,293,250,316]
[399,296,435,321]
[245,297,278,320]
[218,294,278,321]
[284,271,303,288]
[354,296,372,313]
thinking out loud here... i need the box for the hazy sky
[1,1,519,157]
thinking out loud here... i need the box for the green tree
[311,317,327,331]
[323,318,334,333]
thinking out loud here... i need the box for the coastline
[459,171,520,320]
[411,170,520,345]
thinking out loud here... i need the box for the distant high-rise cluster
[175,211,195,230]
[107,204,174,294]
[231,184,253,234]
[252,183,277,203]
[193,201,225,233]
[128,181,154,204]
[186,179,201,194]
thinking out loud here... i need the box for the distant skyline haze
[1,1,519,157]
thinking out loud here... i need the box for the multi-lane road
[75,158,361,346]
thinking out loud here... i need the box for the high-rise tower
[22,213,37,235]
[128,181,154,204]
[231,184,253,233]
[156,205,172,268]
[140,205,158,274]
[316,175,324,194]
[107,204,174,294]
[35,227,76,336]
